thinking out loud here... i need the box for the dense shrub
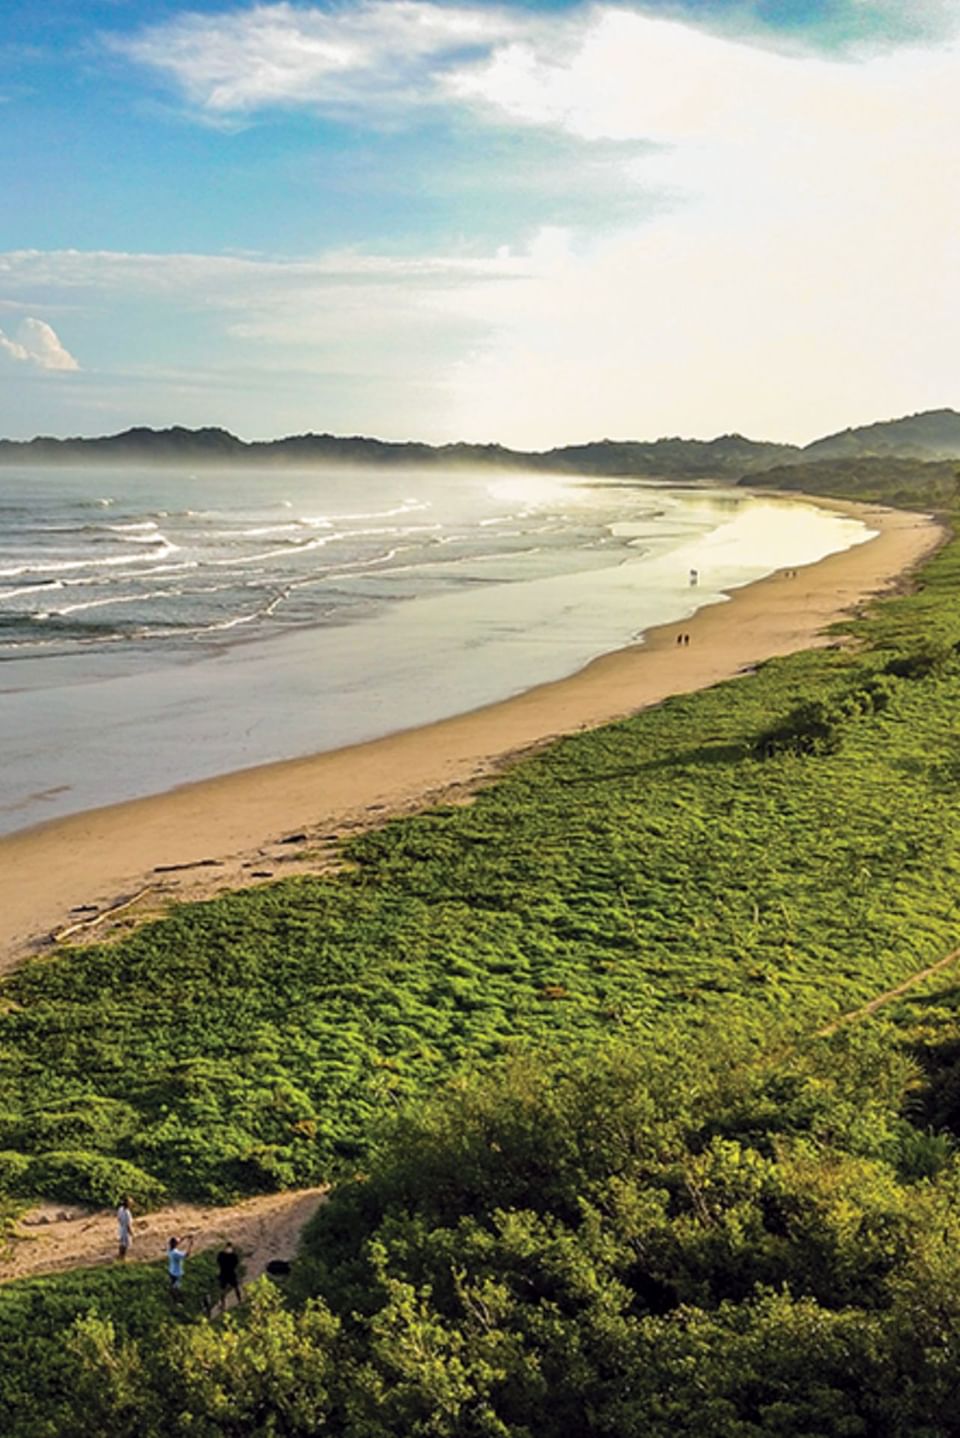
[884,643,954,679]
[19,1152,167,1208]
[9,1034,959,1438]
[755,672,897,758]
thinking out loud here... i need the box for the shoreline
[0,497,945,972]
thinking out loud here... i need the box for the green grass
[3,527,960,1204]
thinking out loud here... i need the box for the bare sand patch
[0,1188,327,1289]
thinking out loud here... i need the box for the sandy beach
[0,498,944,973]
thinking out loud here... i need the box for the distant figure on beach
[117,1197,133,1261]
[689,568,699,586]
[216,1241,243,1312]
[683,633,690,646]
[676,633,683,646]
[167,1235,193,1298]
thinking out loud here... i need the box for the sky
[1,0,958,446]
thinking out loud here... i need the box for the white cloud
[431,10,960,442]
[0,318,79,373]
[112,0,960,123]
[0,244,531,367]
[111,1,529,115]
[0,246,530,292]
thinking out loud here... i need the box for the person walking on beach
[167,1234,193,1299]
[117,1197,133,1261]
[216,1241,243,1312]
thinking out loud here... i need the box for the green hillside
[744,455,960,508]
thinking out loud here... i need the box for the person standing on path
[167,1235,193,1298]
[117,1197,133,1261]
[215,1241,243,1312]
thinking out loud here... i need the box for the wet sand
[0,499,944,973]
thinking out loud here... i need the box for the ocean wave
[0,539,180,578]
[224,523,308,538]
[300,498,431,527]
[53,590,183,617]
[209,533,345,566]
[0,580,66,601]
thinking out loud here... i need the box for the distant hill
[0,425,798,478]
[535,434,798,478]
[1,407,958,481]
[742,456,960,509]
[803,409,960,462]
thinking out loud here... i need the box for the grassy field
[3,528,960,1207]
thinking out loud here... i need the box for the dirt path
[816,944,960,1037]
[0,1186,327,1289]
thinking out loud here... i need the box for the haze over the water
[1,0,958,447]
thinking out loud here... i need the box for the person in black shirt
[216,1242,243,1312]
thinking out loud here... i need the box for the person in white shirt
[117,1197,133,1261]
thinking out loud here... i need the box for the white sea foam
[209,533,345,566]
[300,498,430,526]
[0,539,180,578]
[0,580,66,600]
[53,590,179,616]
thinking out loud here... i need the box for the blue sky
[2,0,958,444]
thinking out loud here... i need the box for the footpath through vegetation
[4,499,960,1434]
[0,1187,325,1286]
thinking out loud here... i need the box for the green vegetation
[7,508,960,1432]
[0,1253,216,1438]
[745,454,960,509]
[6,1032,960,1435]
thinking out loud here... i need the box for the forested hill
[804,407,960,462]
[0,424,798,477]
[741,455,960,510]
[1,406,958,479]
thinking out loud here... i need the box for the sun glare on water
[485,474,573,507]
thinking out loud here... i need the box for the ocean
[0,464,872,833]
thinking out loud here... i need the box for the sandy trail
[0,499,943,974]
[0,1187,327,1289]
[818,944,960,1036]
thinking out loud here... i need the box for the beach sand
[0,498,944,973]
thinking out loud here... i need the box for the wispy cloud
[0,318,79,372]
[109,1,531,117]
[0,246,532,292]
[0,245,532,368]
[110,1,960,125]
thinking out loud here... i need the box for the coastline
[0,497,944,972]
